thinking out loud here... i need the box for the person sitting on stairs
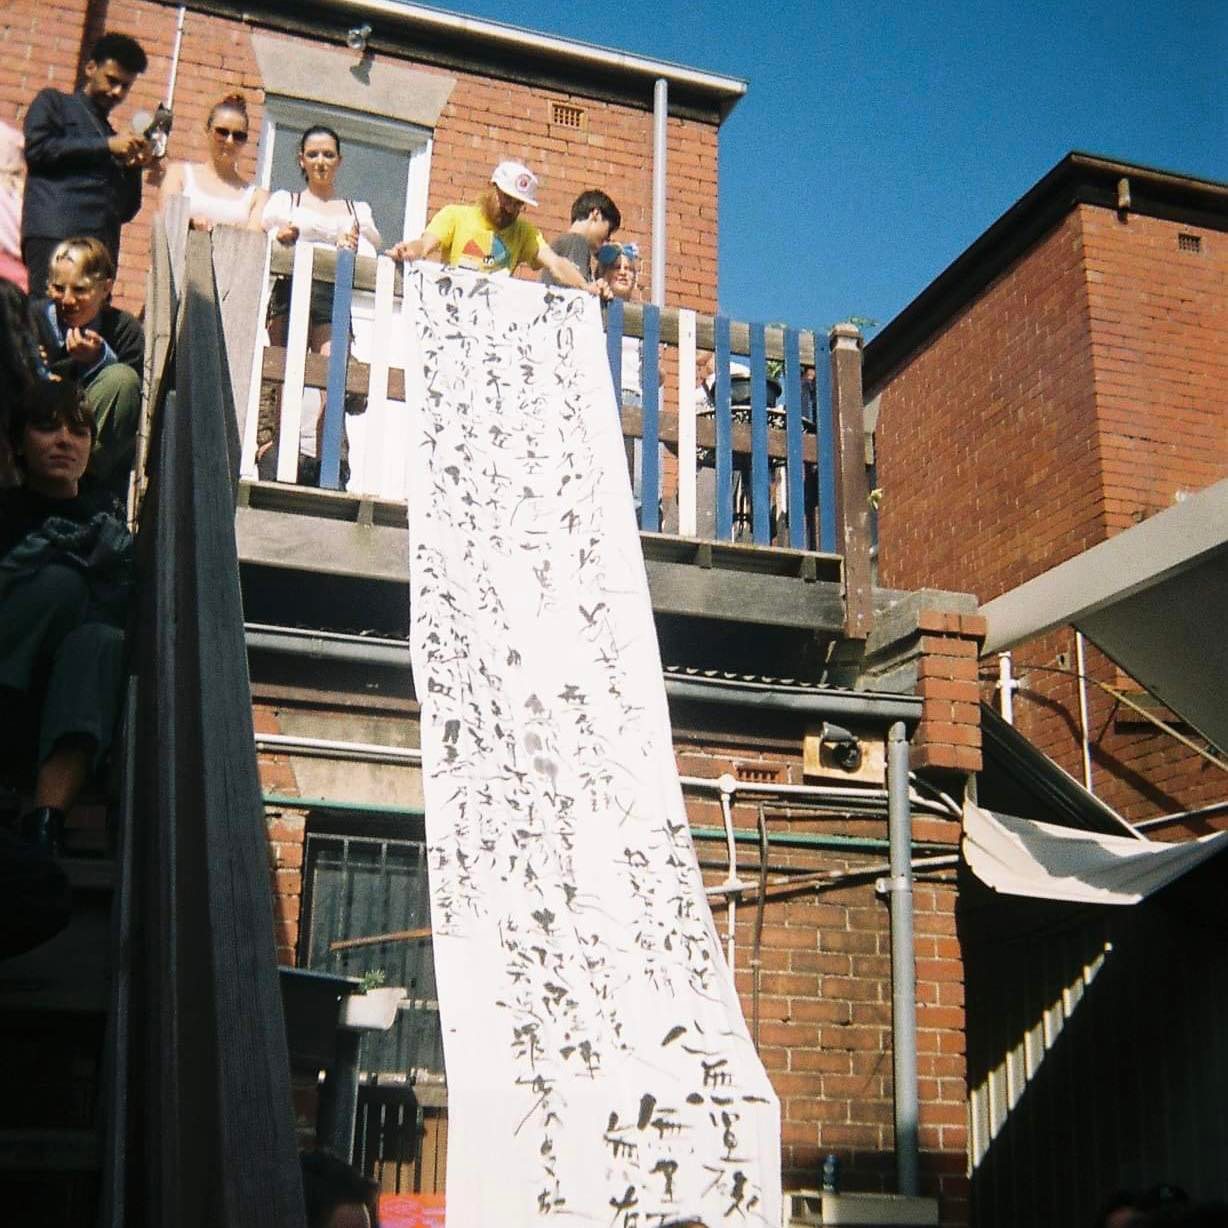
[0,377,132,855]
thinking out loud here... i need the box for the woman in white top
[256,125,381,487]
[157,94,266,231]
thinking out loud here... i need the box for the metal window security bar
[246,246,848,558]
[353,1081,448,1198]
[302,828,445,1083]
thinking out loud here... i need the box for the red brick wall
[874,204,1228,821]
[912,613,985,776]
[1081,208,1228,528]
[2,0,720,313]
[255,703,306,967]
[675,725,967,1226]
[874,211,1103,602]
[990,629,1228,825]
[1,1,92,113]
[254,685,970,1225]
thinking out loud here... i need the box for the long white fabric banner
[402,266,780,1227]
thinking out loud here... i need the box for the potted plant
[340,969,407,1031]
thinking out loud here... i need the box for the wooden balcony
[156,226,875,645]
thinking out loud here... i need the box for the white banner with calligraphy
[402,265,780,1227]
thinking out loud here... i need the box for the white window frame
[257,95,433,242]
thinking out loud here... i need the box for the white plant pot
[340,986,406,1031]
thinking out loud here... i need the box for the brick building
[864,153,1228,824]
[2,0,729,313]
[250,602,982,1223]
[0,3,992,1225]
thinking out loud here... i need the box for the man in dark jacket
[21,32,150,297]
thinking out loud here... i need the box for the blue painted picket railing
[606,298,837,552]
[318,246,356,492]
[249,248,841,554]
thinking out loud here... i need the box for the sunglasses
[212,126,249,144]
[597,241,639,266]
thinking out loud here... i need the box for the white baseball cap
[490,160,539,207]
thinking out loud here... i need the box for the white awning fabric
[962,801,1228,905]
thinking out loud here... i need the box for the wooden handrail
[268,243,822,362]
[258,346,821,463]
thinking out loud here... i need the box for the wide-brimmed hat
[490,160,539,207]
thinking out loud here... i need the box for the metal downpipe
[886,721,920,1195]
[651,78,668,306]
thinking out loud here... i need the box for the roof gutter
[298,0,748,121]
[244,623,922,728]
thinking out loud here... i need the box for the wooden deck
[235,479,847,632]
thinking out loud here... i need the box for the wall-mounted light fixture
[346,23,372,52]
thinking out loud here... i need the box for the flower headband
[597,241,640,266]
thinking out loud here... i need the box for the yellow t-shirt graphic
[425,204,544,275]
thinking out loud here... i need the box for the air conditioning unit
[789,1189,939,1226]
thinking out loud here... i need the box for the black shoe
[0,827,72,958]
[19,807,66,857]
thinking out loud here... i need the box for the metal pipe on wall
[651,77,668,306]
[1075,630,1095,792]
[997,651,1015,724]
[717,778,744,971]
[165,8,187,109]
[254,729,955,822]
[886,721,920,1196]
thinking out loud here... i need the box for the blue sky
[443,0,1227,332]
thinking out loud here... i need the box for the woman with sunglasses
[156,93,267,231]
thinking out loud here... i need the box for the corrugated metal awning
[963,801,1228,905]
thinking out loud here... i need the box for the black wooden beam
[126,230,305,1226]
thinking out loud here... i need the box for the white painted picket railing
[239,242,851,553]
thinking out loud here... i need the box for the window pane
[269,122,410,247]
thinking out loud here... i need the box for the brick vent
[737,763,783,784]
[550,101,585,129]
[1177,232,1202,253]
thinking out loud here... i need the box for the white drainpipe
[997,651,1016,724]
[1075,630,1094,791]
[165,8,187,109]
[651,77,668,307]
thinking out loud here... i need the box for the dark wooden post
[120,231,307,1227]
[830,322,874,640]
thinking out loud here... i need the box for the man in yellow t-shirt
[387,160,601,294]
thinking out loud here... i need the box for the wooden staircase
[1,226,307,1226]
[0,804,116,1224]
